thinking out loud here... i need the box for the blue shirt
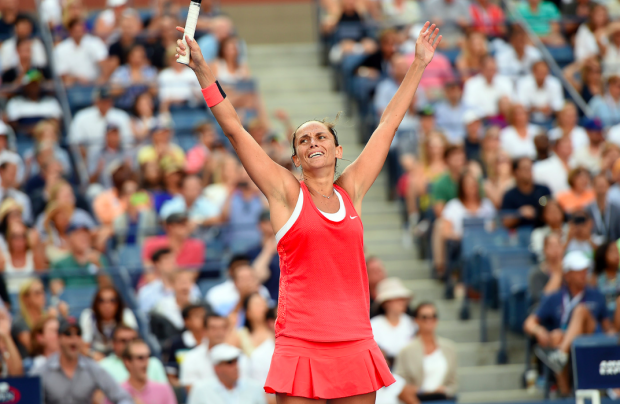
[435,101,468,144]
[588,94,620,128]
[160,195,220,222]
[535,286,608,331]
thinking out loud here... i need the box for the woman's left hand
[414,22,442,66]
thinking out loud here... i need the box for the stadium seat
[170,107,212,133]
[66,85,96,114]
[59,285,98,318]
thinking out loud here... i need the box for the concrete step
[437,317,524,344]
[459,389,543,403]
[457,364,524,393]
[456,341,527,367]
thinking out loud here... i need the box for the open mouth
[308,151,324,159]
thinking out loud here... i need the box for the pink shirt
[185,144,210,175]
[406,52,455,91]
[142,235,205,268]
[105,381,176,404]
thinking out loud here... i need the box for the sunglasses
[62,329,82,337]
[114,338,133,344]
[417,314,438,321]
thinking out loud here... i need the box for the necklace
[305,182,335,199]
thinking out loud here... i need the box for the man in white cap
[523,250,612,395]
[187,343,266,404]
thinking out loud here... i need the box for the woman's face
[39,126,58,143]
[52,208,71,230]
[591,5,608,28]
[561,105,577,127]
[382,298,409,315]
[415,304,438,334]
[462,174,479,200]
[543,202,564,227]
[26,281,45,310]
[8,223,27,253]
[56,184,75,206]
[42,319,59,353]
[292,122,342,173]
[128,46,146,67]
[222,40,238,61]
[586,60,602,85]
[606,243,620,269]
[97,289,119,321]
[246,294,269,324]
[121,180,138,197]
[135,93,153,117]
[544,234,563,262]
[469,33,486,56]
[221,158,240,185]
[572,172,590,193]
[427,135,445,161]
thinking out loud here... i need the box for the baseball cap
[165,212,188,225]
[463,110,481,125]
[66,221,90,234]
[210,344,241,365]
[562,250,591,273]
[582,118,603,131]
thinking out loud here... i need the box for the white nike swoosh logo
[350,216,358,219]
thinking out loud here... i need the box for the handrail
[504,0,593,117]
[34,1,89,188]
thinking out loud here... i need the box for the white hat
[107,0,127,7]
[463,110,481,125]
[0,121,8,136]
[210,344,241,365]
[562,250,591,273]
[375,277,413,306]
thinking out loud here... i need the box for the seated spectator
[441,170,497,244]
[1,221,45,293]
[0,15,46,73]
[93,165,138,226]
[88,127,132,190]
[6,70,62,131]
[228,293,275,386]
[29,315,60,373]
[424,0,470,48]
[186,122,217,175]
[222,169,266,252]
[382,0,421,28]
[501,157,552,229]
[32,321,133,404]
[212,36,251,88]
[324,0,374,64]
[150,162,183,213]
[557,167,596,214]
[563,57,603,105]
[197,16,235,62]
[79,287,137,360]
[0,307,22,376]
[187,344,265,404]
[54,18,109,86]
[207,256,271,317]
[548,102,589,151]
[470,0,506,37]
[483,149,514,209]
[370,278,416,361]
[158,45,201,106]
[138,248,201,312]
[589,75,620,128]
[435,82,468,144]
[500,104,541,160]
[574,4,608,61]
[594,242,620,316]
[110,44,158,109]
[394,302,457,401]
[93,0,128,42]
[111,338,176,404]
[408,47,455,100]
[204,155,240,212]
[130,91,169,145]
[152,270,200,330]
[180,314,230,387]
[529,233,564,309]
[455,31,488,81]
[512,0,564,46]
[601,143,620,176]
[50,222,109,288]
[533,136,573,197]
[68,87,133,155]
[100,325,167,384]
[476,125,501,175]
[137,123,186,173]
[246,210,279,300]
[603,23,620,78]
[12,279,53,356]
[355,29,398,79]
[586,173,620,244]
[24,120,71,179]
[463,110,484,161]
[162,304,206,382]
[160,175,220,227]
[0,160,32,224]
[572,118,605,174]
[495,25,541,81]
[524,251,611,394]
[517,61,564,124]
[462,56,513,119]
[530,200,568,261]
[374,54,418,134]
[107,10,142,70]
[142,212,205,268]
[430,145,466,218]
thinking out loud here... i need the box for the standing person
[175,20,444,402]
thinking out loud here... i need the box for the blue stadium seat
[59,285,98,318]
[547,46,574,68]
[170,107,212,133]
[198,278,224,296]
[66,85,96,114]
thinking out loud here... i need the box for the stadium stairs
[247,43,544,403]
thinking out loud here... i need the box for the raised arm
[175,28,299,210]
[337,23,441,206]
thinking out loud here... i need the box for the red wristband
[202,81,226,108]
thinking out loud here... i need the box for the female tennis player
[176,22,441,404]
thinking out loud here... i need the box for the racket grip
[178,0,201,65]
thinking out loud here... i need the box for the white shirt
[548,126,589,151]
[54,34,108,81]
[152,295,198,330]
[4,250,34,293]
[187,377,266,404]
[370,314,417,358]
[609,184,620,206]
[420,349,448,393]
[533,154,570,196]
[206,279,272,316]
[495,44,542,81]
[79,308,137,345]
[604,44,620,77]
[137,279,202,313]
[6,96,62,121]
[68,105,133,152]
[0,37,47,71]
[571,147,601,174]
[606,124,620,147]
[157,68,202,104]
[500,124,541,159]
[575,24,603,61]
[180,342,251,387]
[442,198,497,237]
[247,339,275,386]
[462,74,513,117]
[376,374,406,404]
[516,74,564,112]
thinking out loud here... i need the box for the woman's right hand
[175,27,206,71]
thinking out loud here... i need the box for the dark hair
[127,43,146,58]
[594,242,616,275]
[205,313,226,328]
[15,36,31,48]
[30,315,58,357]
[242,292,268,332]
[151,247,172,263]
[443,144,463,161]
[112,323,137,341]
[512,156,532,172]
[131,91,153,117]
[111,165,134,193]
[181,174,201,188]
[457,170,480,203]
[66,17,83,31]
[568,166,590,188]
[121,338,147,360]
[413,301,437,318]
[541,199,566,224]
[93,287,125,343]
[228,254,251,272]
[291,116,340,159]
[217,36,238,61]
[182,304,205,320]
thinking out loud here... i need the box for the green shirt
[512,1,560,36]
[431,173,458,205]
[50,254,108,286]
[99,354,169,384]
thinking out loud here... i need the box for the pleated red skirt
[264,336,396,399]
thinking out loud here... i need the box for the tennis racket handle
[178,0,201,65]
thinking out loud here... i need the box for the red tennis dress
[264,182,395,399]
